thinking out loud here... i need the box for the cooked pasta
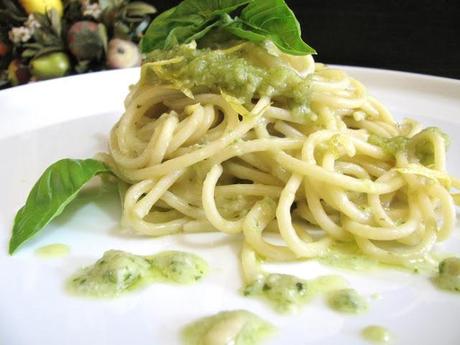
[100,41,457,276]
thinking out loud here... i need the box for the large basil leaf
[140,0,251,52]
[140,0,314,56]
[226,0,316,55]
[9,159,111,254]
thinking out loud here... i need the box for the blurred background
[293,0,460,79]
[1,0,459,88]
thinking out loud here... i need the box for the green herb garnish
[9,159,111,254]
[140,0,315,56]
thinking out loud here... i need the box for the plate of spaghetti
[1,1,460,344]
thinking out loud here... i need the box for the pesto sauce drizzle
[368,135,409,157]
[368,127,449,165]
[243,273,348,313]
[327,288,368,314]
[68,250,208,297]
[182,310,275,345]
[142,43,313,117]
[434,257,460,292]
[35,243,70,258]
[361,325,391,344]
[319,241,438,274]
[319,242,381,271]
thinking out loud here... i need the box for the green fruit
[8,59,30,85]
[31,52,70,80]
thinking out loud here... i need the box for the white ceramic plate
[1,67,460,345]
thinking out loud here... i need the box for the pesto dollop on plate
[68,250,208,297]
[182,309,275,345]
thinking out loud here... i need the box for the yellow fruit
[19,0,63,16]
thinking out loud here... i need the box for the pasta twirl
[101,42,456,273]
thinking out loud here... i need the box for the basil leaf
[9,159,111,254]
[226,0,316,55]
[140,0,251,53]
[140,0,315,56]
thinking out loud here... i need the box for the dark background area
[153,0,460,79]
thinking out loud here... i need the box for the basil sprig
[140,0,315,56]
[9,159,111,254]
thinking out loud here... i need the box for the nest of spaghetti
[101,42,458,269]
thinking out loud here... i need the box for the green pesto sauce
[142,44,312,116]
[368,135,409,157]
[243,273,347,313]
[411,127,450,165]
[327,288,368,314]
[35,243,70,258]
[319,241,437,274]
[319,242,380,271]
[68,250,208,297]
[361,325,391,344]
[434,257,460,293]
[182,310,275,345]
[152,250,208,284]
[368,127,449,165]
